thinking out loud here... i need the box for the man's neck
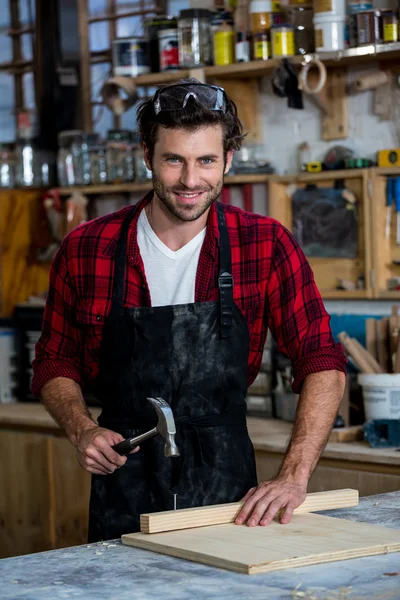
[146,195,209,251]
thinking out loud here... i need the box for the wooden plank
[321,68,348,141]
[365,318,378,359]
[377,317,390,371]
[139,489,358,534]
[351,338,384,373]
[123,513,400,575]
[213,78,261,143]
[329,426,363,443]
[338,332,376,373]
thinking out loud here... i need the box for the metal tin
[381,9,398,43]
[158,29,179,70]
[271,24,295,57]
[145,16,177,73]
[253,31,270,59]
[112,37,150,77]
[356,9,382,45]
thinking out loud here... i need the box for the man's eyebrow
[160,152,220,160]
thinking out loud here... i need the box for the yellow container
[253,31,271,59]
[214,28,235,65]
[271,25,295,57]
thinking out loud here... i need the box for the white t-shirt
[137,208,206,307]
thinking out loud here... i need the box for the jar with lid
[271,24,295,57]
[289,5,315,54]
[250,0,273,33]
[145,16,177,73]
[15,138,42,188]
[57,130,82,186]
[381,9,398,42]
[178,9,212,67]
[135,147,152,183]
[71,132,99,186]
[89,145,108,185]
[106,130,135,183]
[213,12,235,65]
[0,145,15,188]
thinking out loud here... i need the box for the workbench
[0,492,399,600]
[1,403,400,558]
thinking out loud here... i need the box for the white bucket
[313,0,346,16]
[314,14,346,51]
[358,373,400,421]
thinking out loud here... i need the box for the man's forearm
[40,377,97,446]
[279,369,346,484]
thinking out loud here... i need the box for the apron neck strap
[217,202,234,339]
[111,206,136,311]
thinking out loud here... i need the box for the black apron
[88,202,258,542]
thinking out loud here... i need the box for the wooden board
[329,425,363,443]
[140,489,359,534]
[123,513,400,575]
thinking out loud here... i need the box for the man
[32,80,346,542]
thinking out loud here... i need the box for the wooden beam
[88,8,156,23]
[212,77,261,143]
[77,0,92,130]
[321,68,348,141]
[140,489,359,534]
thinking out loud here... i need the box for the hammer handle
[112,427,158,456]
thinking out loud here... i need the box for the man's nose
[180,164,200,189]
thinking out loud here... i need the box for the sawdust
[291,583,353,600]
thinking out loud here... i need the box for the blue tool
[386,177,394,240]
[395,177,400,245]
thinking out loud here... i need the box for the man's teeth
[177,192,201,197]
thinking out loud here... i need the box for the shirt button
[96,314,103,322]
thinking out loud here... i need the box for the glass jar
[134,147,152,183]
[0,145,15,188]
[57,130,83,186]
[71,133,99,186]
[15,138,42,188]
[289,5,315,54]
[381,9,398,42]
[178,9,212,67]
[89,145,108,185]
[106,130,135,183]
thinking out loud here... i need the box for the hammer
[112,397,180,457]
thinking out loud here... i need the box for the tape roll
[101,77,139,116]
[298,58,327,95]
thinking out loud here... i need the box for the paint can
[158,29,179,70]
[253,31,271,59]
[112,37,150,77]
[313,13,346,50]
[271,24,295,57]
[356,9,382,45]
[381,9,398,43]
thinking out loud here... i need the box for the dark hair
[136,79,245,162]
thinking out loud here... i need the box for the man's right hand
[76,426,139,475]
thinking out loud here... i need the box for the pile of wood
[338,305,400,374]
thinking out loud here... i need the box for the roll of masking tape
[298,58,327,95]
[101,77,138,116]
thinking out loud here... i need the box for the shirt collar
[103,191,221,263]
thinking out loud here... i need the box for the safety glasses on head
[152,82,228,115]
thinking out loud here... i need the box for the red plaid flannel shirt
[32,192,346,397]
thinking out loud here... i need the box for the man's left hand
[235,476,307,526]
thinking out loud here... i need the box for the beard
[152,170,224,223]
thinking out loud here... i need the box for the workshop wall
[260,64,399,174]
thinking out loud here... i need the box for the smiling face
[144,125,233,222]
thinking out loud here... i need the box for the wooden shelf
[272,169,368,184]
[128,44,400,87]
[377,290,400,299]
[56,174,271,196]
[374,167,400,176]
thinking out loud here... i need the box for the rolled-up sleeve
[266,224,347,394]
[31,238,83,397]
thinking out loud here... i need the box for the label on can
[315,28,324,49]
[254,39,270,59]
[384,23,398,42]
[159,29,179,70]
[314,0,333,12]
[214,30,235,65]
[113,39,150,76]
[272,1,281,12]
[236,40,251,62]
[272,30,295,57]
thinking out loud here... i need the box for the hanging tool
[395,177,400,245]
[386,177,394,240]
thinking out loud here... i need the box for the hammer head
[147,397,180,458]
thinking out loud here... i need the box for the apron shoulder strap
[111,206,137,313]
[217,202,234,339]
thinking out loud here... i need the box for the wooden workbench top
[1,403,399,466]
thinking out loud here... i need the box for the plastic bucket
[314,14,346,51]
[358,373,400,420]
